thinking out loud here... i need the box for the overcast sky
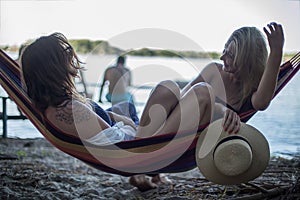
[1,0,299,52]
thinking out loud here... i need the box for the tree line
[1,39,296,60]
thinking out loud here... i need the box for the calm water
[1,54,299,157]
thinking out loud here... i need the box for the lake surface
[1,54,299,157]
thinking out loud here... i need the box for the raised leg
[140,82,215,136]
[136,80,180,138]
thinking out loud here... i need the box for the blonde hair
[21,33,85,112]
[225,27,268,101]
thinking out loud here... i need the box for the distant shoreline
[1,39,298,60]
[2,48,296,62]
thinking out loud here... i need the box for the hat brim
[196,119,270,185]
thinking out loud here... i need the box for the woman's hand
[222,109,241,134]
[263,22,284,53]
[108,111,137,130]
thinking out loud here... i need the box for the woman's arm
[214,103,241,134]
[213,103,227,120]
[252,22,284,110]
[107,111,137,130]
[99,69,109,103]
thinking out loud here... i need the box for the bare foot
[129,175,158,192]
[151,174,173,185]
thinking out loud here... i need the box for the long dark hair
[21,33,84,112]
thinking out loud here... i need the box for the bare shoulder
[106,66,115,71]
[106,67,120,75]
[46,100,93,125]
[105,67,115,75]
[205,62,222,71]
[45,100,110,139]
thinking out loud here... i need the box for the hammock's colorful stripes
[0,49,299,176]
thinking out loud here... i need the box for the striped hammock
[0,49,299,176]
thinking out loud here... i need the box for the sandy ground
[0,138,299,200]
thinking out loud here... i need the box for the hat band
[213,135,251,151]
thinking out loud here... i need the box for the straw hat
[196,119,270,185]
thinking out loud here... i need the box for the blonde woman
[130,22,284,190]
[136,22,284,138]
